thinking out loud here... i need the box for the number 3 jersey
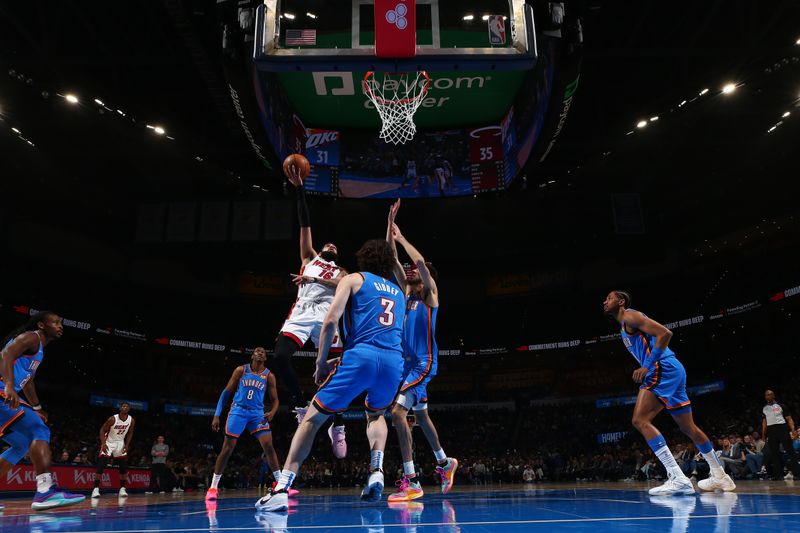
[342,272,405,352]
[232,364,270,412]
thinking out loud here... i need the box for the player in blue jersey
[205,346,284,501]
[604,291,735,495]
[0,311,86,510]
[256,239,406,512]
[384,200,457,502]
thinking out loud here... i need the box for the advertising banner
[0,465,150,491]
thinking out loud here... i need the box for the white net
[362,71,430,145]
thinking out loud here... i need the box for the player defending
[275,160,348,458]
[385,201,457,502]
[205,347,285,501]
[0,311,86,510]
[255,239,406,512]
[92,402,136,498]
[603,291,735,495]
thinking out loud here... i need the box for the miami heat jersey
[297,255,341,302]
[620,309,675,368]
[342,273,405,352]
[402,294,438,375]
[0,332,44,392]
[106,414,133,444]
[232,364,269,411]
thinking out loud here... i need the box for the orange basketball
[283,153,310,184]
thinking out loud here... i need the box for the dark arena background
[1,1,800,532]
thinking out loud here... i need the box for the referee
[761,390,800,480]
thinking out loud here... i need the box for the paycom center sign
[277,70,525,129]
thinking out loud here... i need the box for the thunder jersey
[231,364,269,411]
[106,414,133,444]
[402,294,438,375]
[620,309,675,368]
[297,255,341,303]
[342,273,405,352]
[0,332,44,392]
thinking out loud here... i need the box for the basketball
[283,154,310,185]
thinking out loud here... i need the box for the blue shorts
[313,345,404,414]
[225,409,270,439]
[395,366,435,411]
[641,356,692,414]
[0,402,25,438]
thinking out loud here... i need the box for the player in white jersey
[92,402,136,498]
[276,162,348,458]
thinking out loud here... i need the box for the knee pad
[273,336,299,362]
[1,431,31,465]
[118,459,129,475]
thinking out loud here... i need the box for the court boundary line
[46,511,800,533]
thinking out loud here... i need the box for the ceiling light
[796,38,800,45]
[12,127,20,134]
[116,109,125,116]
[767,125,777,133]
[154,126,165,135]
[678,100,687,107]
[782,111,790,118]
[481,14,490,21]
[94,98,104,106]
[699,88,709,96]
[65,94,79,104]
[462,14,474,21]
[722,83,736,94]
[284,13,295,20]
[306,12,316,19]
[649,116,659,122]
[636,120,647,128]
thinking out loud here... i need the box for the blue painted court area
[2,487,800,532]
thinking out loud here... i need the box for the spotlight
[636,120,647,128]
[649,116,659,122]
[678,100,687,107]
[462,14,474,21]
[284,12,295,20]
[12,127,20,134]
[154,126,165,135]
[722,83,736,94]
[481,14,490,21]
[782,111,790,118]
[796,38,800,45]
[65,94,79,104]
[94,98,104,106]
[306,12,317,19]
[699,88,709,96]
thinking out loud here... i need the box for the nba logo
[488,15,506,45]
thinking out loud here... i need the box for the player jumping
[0,311,86,510]
[92,402,136,498]
[603,291,735,495]
[274,162,348,458]
[205,346,287,501]
[385,200,457,502]
[255,239,406,512]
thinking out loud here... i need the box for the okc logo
[385,3,408,29]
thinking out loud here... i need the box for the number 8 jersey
[342,272,405,353]
[232,364,270,412]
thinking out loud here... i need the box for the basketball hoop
[363,71,430,145]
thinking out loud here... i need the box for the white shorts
[101,440,127,459]
[280,300,342,349]
[406,169,417,179]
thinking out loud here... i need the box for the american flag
[286,29,317,46]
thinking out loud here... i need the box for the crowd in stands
[4,387,798,493]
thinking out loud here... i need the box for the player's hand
[285,164,303,187]
[388,199,401,223]
[632,367,649,383]
[211,416,221,432]
[791,430,798,440]
[3,385,20,410]
[102,443,110,456]
[314,360,331,386]
[291,273,314,286]
[391,223,405,242]
[264,411,275,423]
[122,446,128,455]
